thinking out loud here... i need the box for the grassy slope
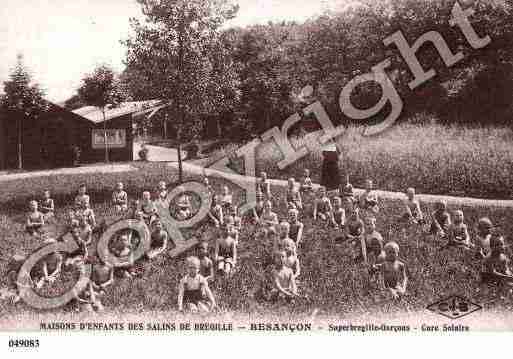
[209,124,513,199]
[1,163,513,322]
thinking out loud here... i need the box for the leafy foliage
[118,0,513,141]
[122,0,240,142]
[1,54,48,169]
[1,54,47,118]
[77,64,123,109]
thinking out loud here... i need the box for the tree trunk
[17,115,23,169]
[178,141,183,184]
[103,108,109,163]
[163,116,168,139]
[176,7,185,184]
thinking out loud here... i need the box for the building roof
[72,100,167,124]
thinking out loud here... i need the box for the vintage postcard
[1,0,513,352]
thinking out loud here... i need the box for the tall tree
[77,64,122,163]
[123,0,239,183]
[1,54,47,169]
[229,23,297,134]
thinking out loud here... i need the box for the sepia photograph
[1,0,513,348]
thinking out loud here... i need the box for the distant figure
[429,200,451,240]
[447,210,471,248]
[112,182,128,214]
[475,217,493,259]
[257,172,272,200]
[285,178,302,210]
[26,200,45,237]
[40,190,55,220]
[138,144,149,161]
[339,174,355,204]
[481,236,513,286]
[358,179,379,217]
[320,143,341,191]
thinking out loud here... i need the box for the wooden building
[0,100,165,170]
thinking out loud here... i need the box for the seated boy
[232,206,243,233]
[139,191,157,225]
[332,196,346,229]
[208,195,224,228]
[40,190,55,220]
[401,187,425,225]
[215,223,238,276]
[481,235,513,286]
[147,220,168,259]
[375,242,408,300]
[251,191,265,225]
[275,222,298,256]
[340,208,364,242]
[112,233,137,278]
[112,182,129,213]
[221,185,234,215]
[300,169,314,193]
[134,210,145,223]
[74,281,104,313]
[224,215,240,244]
[26,200,45,237]
[89,256,114,295]
[198,241,214,282]
[156,181,168,202]
[1,254,26,304]
[79,216,93,246]
[429,200,451,240]
[343,209,365,261]
[285,244,300,279]
[202,176,215,199]
[263,227,279,269]
[176,192,192,221]
[288,208,304,245]
[178,256,216,313]
[257,200,279,239]
[447,210,471,248]
[270,250,298,302]
[475,217,493,259]
[74,184,90,212]
[67,226,89,266]
[313,186,336,225]
[81,202,97,229]
[339,174,355,203]
[364,217,384,262]
[31,239,64,289]
[300,169,315,215]
[343,196,355,214]
[285,178,303,210]
[358,179,379,216]
[257,171,272,199]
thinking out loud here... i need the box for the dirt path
[0,160,510,208]
[170,161,513,208]
[0,164,137,183]
[134,142,186,162]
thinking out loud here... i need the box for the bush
[440,63,513,126]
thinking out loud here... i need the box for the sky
[0,0,353,103]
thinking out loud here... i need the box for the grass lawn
[1,162,513,325]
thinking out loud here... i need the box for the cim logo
[427,296,482,320]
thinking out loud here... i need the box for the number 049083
[8,339,40,349]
